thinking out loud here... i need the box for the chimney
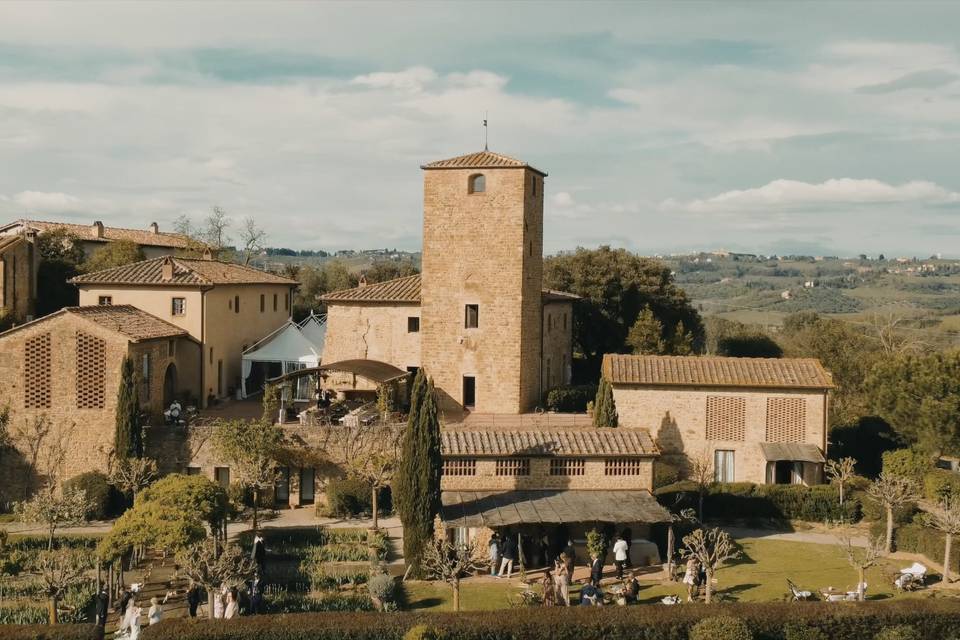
[161,256,174,281]
[149,222,159,234]
[202,247,215,261]
[358,275,367,289]
[91,221,104,239]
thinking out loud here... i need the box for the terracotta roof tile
[65,305,189,341]
[603,354,834,390]
[0,235,25,253]
[4,220,193,249]
[70,256,298,287]
[441,428,657,457]
[421,150,547,176]
[322,274,576,305]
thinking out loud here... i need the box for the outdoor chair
[844,582,867,601]
[787,578,814,601]
[895,562,927,591]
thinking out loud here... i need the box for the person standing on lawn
[251,533,266,576]
[554,558,571,606]
[563,541,576,582]
[589,552,603,587]
[94,586,109,628]
[488,533,500,576]
[613,534,629,580]
[683,557,700,602]
[498,534,518,578]
[186,580,201,617]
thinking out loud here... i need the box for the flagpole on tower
[483,111,488,151]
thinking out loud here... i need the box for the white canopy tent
[241,313,326,400]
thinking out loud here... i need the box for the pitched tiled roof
[0,235,25,253]
[322,274,577,305]
[66,305,189,341]
[603,354,834,390]
[421,150,547,176]
[441,429,657,457]
[1,219,193,249]
[321,274,421,303]
[70,257,298,287]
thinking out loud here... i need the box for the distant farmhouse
[0,219,193,259]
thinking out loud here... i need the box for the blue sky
[1,2,959,257]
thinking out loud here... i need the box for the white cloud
[12,190,82,212]
[552,191,575,207]
[664,178,960,213]
[351,66,438,92]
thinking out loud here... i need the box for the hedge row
[544,385,597,413]
[0,625,102,640]
[655,481,861,523]
[892,523,959,575]
[138,601,960,640]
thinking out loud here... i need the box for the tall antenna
[483,111,488,151]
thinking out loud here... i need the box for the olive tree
[15,487,90,550]
[680,526,741,603]
[825,456,857,508]
[420,537,484,612]
[177,537,255,618]
[922,495,960,583]
[868,473,920,554]
[30,547,93,624]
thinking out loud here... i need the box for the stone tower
[420,151,546,414]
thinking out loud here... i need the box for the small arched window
[468,174,486,194]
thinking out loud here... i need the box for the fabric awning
[440,490,673,528]
[759,442,825,463]
[267,358,410,386]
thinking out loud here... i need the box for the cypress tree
[593,377,618,428]
[394,369,442,575]
[115,356,143,458]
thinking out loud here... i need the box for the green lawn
[403,537,927,611]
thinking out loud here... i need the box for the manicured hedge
[924,468,960,501]
[140,601,960,640]
[892,523,959,574]
[0,625,102,640]
[655,482,861,523]
[545,385,597,413]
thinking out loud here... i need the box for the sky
[1,1,959,257]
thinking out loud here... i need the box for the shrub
[655,482,861,523]
[689,616,753,640]
[403,625,443,640]
[654,461,681,488]
[0,624,103,640]
[881,449,931,486]
[326,477,373,518]
[892,523,960,574]
[63,472,116,520]
[544,385,596,413]
[783,623,827,640]
[875,626,922,640]
[923,469,960,501]
[368,572,398,610]
[264,592,374,614]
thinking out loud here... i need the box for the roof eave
[421,164,548,177]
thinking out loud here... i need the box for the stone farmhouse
[0,219,193,260]
[605,354,833,485]
[0,233,38,322]
[70,255,298,407]
[0,305,200,498]
[321,150,577,415]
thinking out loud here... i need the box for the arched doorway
[163,363,177,408]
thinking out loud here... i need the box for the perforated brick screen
[765,397,806,442]
[604,458,644,476]
[705,396,746,441]
[549,458,585,476]
[23,333,51,409]
[495,458,530,476]
[442,458,477,476]
[76,332,106,409]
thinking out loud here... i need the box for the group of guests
[682,556,707,602]
[108,588,165,639]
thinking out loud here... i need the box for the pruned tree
[868,473,920,554]
[14,487,90,550]
[690,451,713,520]
[680,526,741,603]
[239,217,267,265]
[838,534,884,601]
[420,537,484,612]
[14,416,75,495]
[176,537,255,619]
[212,416,284,532]
[825,456,857,507]
[922,495,960,583]
[322,421,400,530]
[29,547,93,624]
[108,457,158,501]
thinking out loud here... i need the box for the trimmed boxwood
[545,385,597,413]
[140,601,960,640]
[892,523,959,574]
[63,471,119,520]
[0,625,102,640]
[655,482,861,523]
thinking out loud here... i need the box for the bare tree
[867,312,926,355]
[680,526,741,603]
[14,487,90,550]
[202,206,231,251]
[689,450,713,520]
[176,537,255,619]
[30,547,93,624]
[108,457,158,502]
[322,421,401,529]
[239,217,267,265]
[13,416,75,495]
[212,417,283,531]
[922,495,960,583]
[825,457,857,508]
[420,537,484,612]
[838,534,884,601]
[868,473,920,554]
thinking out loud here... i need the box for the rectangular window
[275,467,290,502]
[462,375,476,408]
[407,316,420,333]
[260,294,265,312]
[209,346,213,365]
[168,339,176,358]
[550,458,585,476]
[234,295,240,314]
[442,458,477,477]
[705,396,747,441]
[605,458,644,476]
[273,293,278,312]
[171,297,186,316]
[142,353,151,399]
[98,296,112,305]
[496,458,530,476]
[217,359,223,395]
[214,467,230,488]
[563,313,567,330]
[464,304,479,329]
[547,314,552,333]
[186,466,201,476]
[714,450,735,483]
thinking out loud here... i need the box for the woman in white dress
[223,590,239,619]
[128,605,143,640]
[213,584,227,619]
[148,597,162,625]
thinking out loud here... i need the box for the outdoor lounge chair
[787,579,814,601]
[895,562,927,591]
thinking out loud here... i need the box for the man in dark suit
[590,552,604,587]
[94,586,109,627]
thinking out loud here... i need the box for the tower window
[234,295,240,314]
[464,304,479,329]
[260,294,265,312]
[468,174,485,194]
[407,316,420,333]
[532,176,537,196]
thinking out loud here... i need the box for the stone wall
[541,301,573,396]
[420,166,543,414]
[440,456,654,492]
[611,385,828,484]
[0,237,36,321]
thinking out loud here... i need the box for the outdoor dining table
[819,587,849,601]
